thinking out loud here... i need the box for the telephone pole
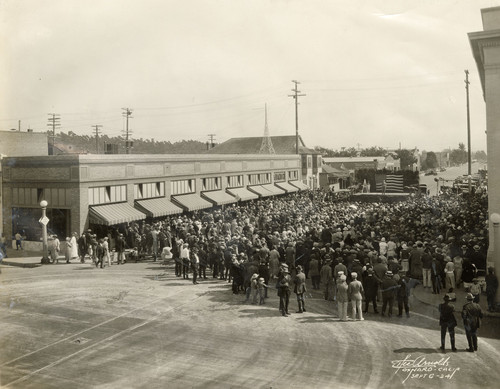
[122,108,133,154]
[288,80,306,154]
[207,133,216,149]
[47,113,60,155]
[92,125,102,154]
[465,70,472,192]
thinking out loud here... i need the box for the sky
[1,0,498,152]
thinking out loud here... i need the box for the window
[171,179,195,195]
[288,170,298,180]
[134,182,165,200]
[227,175,243,188]
[202,177,221,191]
[274,172,285,182]
[248,174,261,185]
[88,185,126,205]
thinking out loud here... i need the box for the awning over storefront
[89,203,146,226]
[248,185,274,197]
[135,197,183,218]
[275,181,300,193]
[261,184,286,196]
[290,180,310,191]
[226,187,259,201]
[172,193,213,211]
[202,190,237,205]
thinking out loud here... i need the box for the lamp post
[491,213,500,306]
[434,177,439,196]
[40,200,50,264]
[468,174,472,194]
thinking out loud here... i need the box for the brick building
[1,153,305,246]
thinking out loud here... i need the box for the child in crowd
[258,277,268,305]
[470,278,481,303]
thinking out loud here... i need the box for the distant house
[208,135,322,189]
[323,155,400,172]
[319,164,351,190]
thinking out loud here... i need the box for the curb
[413,287,500,319]
[1,260,42,268]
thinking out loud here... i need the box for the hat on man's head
[443,294,451,301]
[466,293,474,301]
[385,271,393,276]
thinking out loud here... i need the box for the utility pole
[207,133,216,149]
[92,125,102,154]
[47,113,60,155]
[288,80,306,154]
[122,108,133,154]
[465,70,472,192]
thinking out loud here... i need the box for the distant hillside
[53,131,210,154]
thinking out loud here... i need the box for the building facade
[469,6,500,283]
[1,153,305,244]
[0,130,48,239]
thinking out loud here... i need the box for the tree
[394,149,418,170]
[449,143,467,166]
[473,150,487,161]
[424,151,438,170]
[360,146,386,157]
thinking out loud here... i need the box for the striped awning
[248,185,274,197]
[89,203,146,226]
[290,180,309,191]
[275,181,300,193]
[226,187,259,201]
[172,193,213,211]
[135,197,183,217]
[261,184,286,196]
[202,190,237,205]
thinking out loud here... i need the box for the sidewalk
[0,247,43,268]
[413,282,500,318]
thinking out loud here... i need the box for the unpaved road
[1,262,499,389]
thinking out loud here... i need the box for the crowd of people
[62,185,497,323]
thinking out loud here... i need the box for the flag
[375,174,403,193]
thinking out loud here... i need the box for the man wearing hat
[277,264,292,316]
[380,271,398,317]
[293,265,307,313]
[348,272,364,320]
[363,269,379,314]
[115,233,126,265]
[439,294,457,352]
[336,275,349,321]
[320,256,333,301]
[461,293,483,352]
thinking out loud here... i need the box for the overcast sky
[1,0,498,152]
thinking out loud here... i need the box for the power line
[288,80,306,155]
[122,108,133,154]
[92,125,103,154]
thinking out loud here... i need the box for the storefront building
[1,153,304,245]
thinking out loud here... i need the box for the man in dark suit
[439,294,457,352]
[293,265,307,313]
[461,293,483,352]
[115,233,126,265]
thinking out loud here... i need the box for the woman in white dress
[69,232,79,260]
